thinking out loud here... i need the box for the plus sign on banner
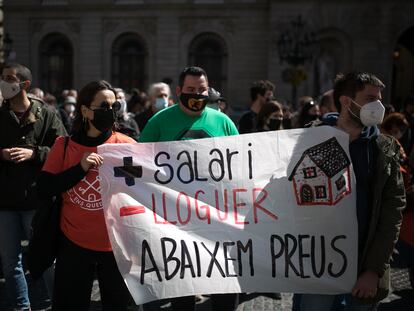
[97,127,357,306]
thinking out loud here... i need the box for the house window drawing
[303,167,317,179]
[300,184,314,202]
[288,137,351,206]
[335,175,346,191]
[315,185,327,199]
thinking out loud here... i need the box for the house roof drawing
[288,137,350,180]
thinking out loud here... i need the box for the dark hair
[250,80,275,102]
[72,80,117,133]
[381,112,409,134]
[403,95,414,108]
[127,91,149,112]
[333,72,385,112]
[297,100,319,128]
[319,90,333,108]
[3,62,32,82]
[178,66,208,88]
[257,100,283,130]
[44,93,57,106]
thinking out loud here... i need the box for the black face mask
[180,93,208,112]
[282,118,292,129]
[91,108,116,132]
[267,118,283,131]
[304,114,319,125]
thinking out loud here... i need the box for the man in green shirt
[139,67,238,142]
[140,66,239,311]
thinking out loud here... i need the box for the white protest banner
[98,126,357,305]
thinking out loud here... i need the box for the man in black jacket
[238,80,275,134]
[0,63,67,311]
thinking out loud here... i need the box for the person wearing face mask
[257,100,284,132]
[0,63,67,311]
[140,67,239,311]
[135,82,171,132]
[114,88,140,140]
[297,99,321,128]
[36,80,137,310]
[58,95,77,134]
[296,72,405,311]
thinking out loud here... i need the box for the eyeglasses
[89,101,121,112]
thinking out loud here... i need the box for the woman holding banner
[37,80,137,311]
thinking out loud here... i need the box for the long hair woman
[37,80,137,310]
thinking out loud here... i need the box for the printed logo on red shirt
[67,168,103,211]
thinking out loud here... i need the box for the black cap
[206,87,226,103]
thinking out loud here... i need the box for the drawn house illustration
[288,137,351,206]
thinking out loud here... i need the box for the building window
[39,33,73,96]
[188,32,227,92]
[111,33,147,92]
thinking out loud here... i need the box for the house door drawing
[301,184,314,203]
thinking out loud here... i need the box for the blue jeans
[0,210,35,311]
[300,293,377,311]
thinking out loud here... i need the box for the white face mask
[349,99,385,127]
[155,97,168,111]
[64,104,75,114]
[0,80,22,99]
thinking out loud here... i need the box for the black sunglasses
[95,101,121,112]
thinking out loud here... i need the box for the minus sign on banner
[120,206,146,217]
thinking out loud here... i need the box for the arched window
[111,33,147,92]
[188,33,227,92]
[313,37,345,95]
[39,33,73,96]
[312,29,351,96]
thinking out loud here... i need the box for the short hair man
[299,72,405,310]
[140,66,239,311]
[0,63,67,310]
[238,80,275,134]
[135,82,171,132]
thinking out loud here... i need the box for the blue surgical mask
[155,97,168,111]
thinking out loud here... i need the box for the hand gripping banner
[98,127,357,305]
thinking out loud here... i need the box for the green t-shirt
[139,104,239,142]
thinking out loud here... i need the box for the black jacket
[0,95,67,210]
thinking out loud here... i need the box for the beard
[347,104,364,128]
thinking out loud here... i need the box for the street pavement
[0,267,413,311]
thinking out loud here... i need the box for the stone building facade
[2,0,414,111]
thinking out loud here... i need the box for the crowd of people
[0,62,412,311]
